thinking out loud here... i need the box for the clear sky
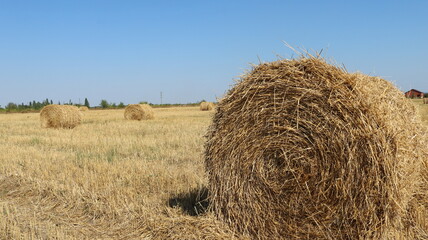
[1,1,427,107]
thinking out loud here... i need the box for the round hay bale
[423,98,428,104]
[124,104,154,120]
[40,105,82,129]
[200,102,214,111]
[205,57,427,239]
[405,165,428,239]
[79,106,89,111]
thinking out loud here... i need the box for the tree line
[0,98,93,112]
[1,98,209,112]
[0,98,139,112]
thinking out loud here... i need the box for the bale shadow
[168,187,209,216]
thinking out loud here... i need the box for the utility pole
[160,91,163,105]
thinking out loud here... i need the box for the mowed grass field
[413,98,428,123]
[0,107,242,240]
[0,101,427,239]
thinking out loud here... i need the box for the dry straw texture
[40,105,82,129]
[124,104,154,120]
[205,57,427,239]
[79,106,89,111]
[1,107,248,239]
[200,102,214,111]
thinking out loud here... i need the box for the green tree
[100,99,109,108]
[6,102,17,111]
[118,102,125,108]
[84,98,90,108]
[34,101,42,109]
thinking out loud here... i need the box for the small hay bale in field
[200,102,214,111]
[40,105,82,129]
[424,98,428,104]
[205,57,427,239]
[79,106,89,111]
[124,104,154,120]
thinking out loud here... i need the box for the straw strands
[40,105,82,129]
[124,104,154,120]
[205,57,427,239]
[406,155,428,239]
[200,102,214,111]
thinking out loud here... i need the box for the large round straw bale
[405,158,428,239]
[79,106,89,111]
[205,57,427,239]
[424,98,428,104]
[40,104,82,129]
[124,104,154,120]
[200,102,214,111]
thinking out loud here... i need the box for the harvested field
[0,103,426,239]
[0,107,246,239]
[413,99,428,123]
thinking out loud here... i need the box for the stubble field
[0,107,244,239]
[0,101,427,239]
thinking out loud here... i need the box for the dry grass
[0,102,427,239]
[0,107,247,239]
[205,57,428,239]
[408,98,428,239]
[412,99,428,124]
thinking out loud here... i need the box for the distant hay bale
[79,106,89,111]
[200,102,214,111]
[40,105,82,129]
[124,104,154,120]
[424,98,428,104]
[205,57,427,239]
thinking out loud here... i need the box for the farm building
[405,89,424,98]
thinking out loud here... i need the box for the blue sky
[0,1,427,107]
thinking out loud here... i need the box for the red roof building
[405,89,424,98]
